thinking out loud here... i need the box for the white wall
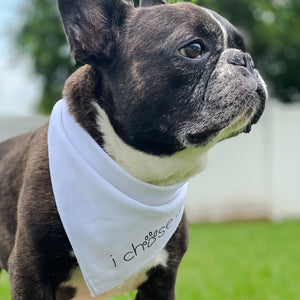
[1,101,299,223]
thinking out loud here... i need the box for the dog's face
[59,0,267,156]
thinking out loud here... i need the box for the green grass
[0,271,10,299]
[1,220,299,299]
[176,220,300,300]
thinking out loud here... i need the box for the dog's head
[58,0,267,158]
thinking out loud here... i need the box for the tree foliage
[16,0,300,114]
[17,0,77,113]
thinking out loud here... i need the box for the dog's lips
[243,123,252,134]
[184,100,260,148]
[238,85,266,134]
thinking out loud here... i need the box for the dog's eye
[180,42,203,59]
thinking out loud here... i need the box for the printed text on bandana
[110,209,181,268]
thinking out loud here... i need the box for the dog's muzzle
[179,49,267,148]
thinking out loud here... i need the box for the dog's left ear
[58,0,134,68]
[140,0,166,7]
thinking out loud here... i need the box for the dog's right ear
[58,0,134,68]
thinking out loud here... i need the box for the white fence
[0,115,48,142]
[1,101,299,223]
[186,101,300,222]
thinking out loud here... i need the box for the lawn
[1,220,299,299]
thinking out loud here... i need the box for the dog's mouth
[182,93,266,148]
[179,106,251,147]
[183,121,248,149]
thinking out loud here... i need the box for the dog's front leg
[136,215,189,300]
[135,266,176,300]
[8,232,55,300]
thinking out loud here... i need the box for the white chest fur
[61,250,168,299]
[94,103,209,186]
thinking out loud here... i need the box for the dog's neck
[63,65,208,186]
[95,105,208,186]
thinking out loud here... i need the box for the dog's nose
[227,52,254,73]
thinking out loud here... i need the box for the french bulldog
[0,0,267,299]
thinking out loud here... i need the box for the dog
[0,0,267,299]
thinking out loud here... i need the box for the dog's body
[0,0,266,299]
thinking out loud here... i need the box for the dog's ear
[58,0,134,67]
[140,0,166,7]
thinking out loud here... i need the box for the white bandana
[48,99,188,297]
